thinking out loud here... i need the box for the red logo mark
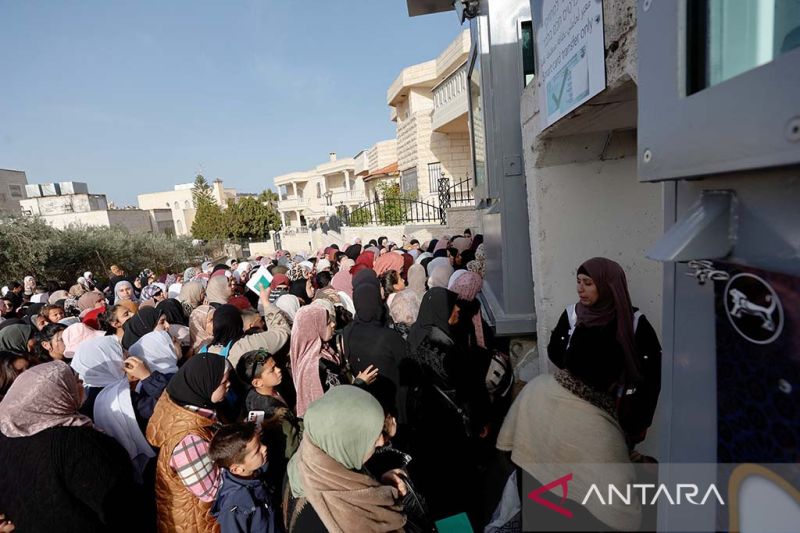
[527,473,574,518]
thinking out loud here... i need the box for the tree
[225,195,281,241]
[191,201,226,240]
[192,174,215,208]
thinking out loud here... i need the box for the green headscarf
[0,324,33,353]
[288,385,385,497]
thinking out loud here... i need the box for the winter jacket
[211,466,277,533]
[146,393,220,533]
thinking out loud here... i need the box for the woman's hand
[356,365,379,385]
[380,469,408,497]
[123,356,152,382]
[0,513,15,532]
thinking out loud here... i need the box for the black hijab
[352,269,380,290]
[122,307,164,349]
[426,239,438,254]
[408,287,458,351]
[352,283,385,325]
[157,298,188,326]
[289,279,309,304]
[166,353,228,408]
[344,244,362,260]
[209,304,244,347]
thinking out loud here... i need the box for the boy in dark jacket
[209,422,277,533]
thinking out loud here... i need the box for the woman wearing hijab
[113,280,139,313]
[406,264,427,298]
[122,307,171,350]
[284,386,408,532]
[177,281,205,318]
[402,287,491,523]
[290,305,338,418]
[0,324,34,356]
[343,243,362,261]
[0,361,140,531]
[330,257,355,297]
[373,252,404,277]
[427,262,454,289]
[146,354,230,533]
[203,294,291,371]
[275,294,301,325]
[189,304,215,354]
[343,279,407,417]
[71,335,160,480]
[206,275,232,309]
[388,289,421,339]
[350,250,375,276]
[449,271,488,349]
[128,329,180,421]
[547,257,662,448]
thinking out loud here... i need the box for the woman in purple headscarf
[546,257,662,449]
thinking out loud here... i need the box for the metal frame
[637,0,800,182]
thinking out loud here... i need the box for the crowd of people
[0,230,661,532]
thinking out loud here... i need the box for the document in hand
[246,266,273,295]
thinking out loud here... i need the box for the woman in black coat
[343,272,408,417]
[0,361,142,532]
[401,287,491,525]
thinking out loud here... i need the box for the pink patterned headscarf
[449,271,485,348]
[0,361,93,438]
[290,306,338,417]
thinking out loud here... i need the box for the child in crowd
[209,422,276,533]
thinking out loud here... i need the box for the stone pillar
[280,211,286,228]
[344,169,351,191]
[320,175,327,194]
[292,182,298,198]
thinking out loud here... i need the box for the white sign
[535,0,606,126]
[245,266,273,295]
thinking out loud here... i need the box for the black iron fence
[438,176,474,208]
[339,197,445,226]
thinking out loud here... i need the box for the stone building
[0,169,28,215]
[388,30,473,201]
[20,181,168,233]
[137,179,236,236]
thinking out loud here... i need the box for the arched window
[173,202,179,209]
[176,220,184,234]
[184,200,191,209]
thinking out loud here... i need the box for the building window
[521,20,535,86]
[8,184,23,199]
[427,162,443,194]
[468,45,487,188]
[316,183,322,198]
[688,0,800,94]
[401,168,418,194]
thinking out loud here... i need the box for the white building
[137,179,236,236]
[388,30,473,201]
[275,141,397,229]
[20,181,168,233]
[0,169,28,215]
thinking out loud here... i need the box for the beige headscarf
[407,263,427,298]
[177,281,205,311]
[189,304,215,352]
[205,276,231,306]
[0,360,93,438]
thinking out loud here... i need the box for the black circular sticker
[724,273,784,345]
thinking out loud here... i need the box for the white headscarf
[128,330,179,375]
[275,294,301,324]
[337,291,356,316]
[71,335,125,387]
[426,257,450,275]
[30,292,49,304]
[114,280,138,304]
[168,283,182,299]
[94,380,155,480]
[415,252,433,264]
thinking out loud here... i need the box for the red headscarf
[271,273,291,289]
[350,251,375,276]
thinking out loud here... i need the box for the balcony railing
[433,62,467,111]
[278,196,307,208]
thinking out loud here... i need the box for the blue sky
[0,1,460,205]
